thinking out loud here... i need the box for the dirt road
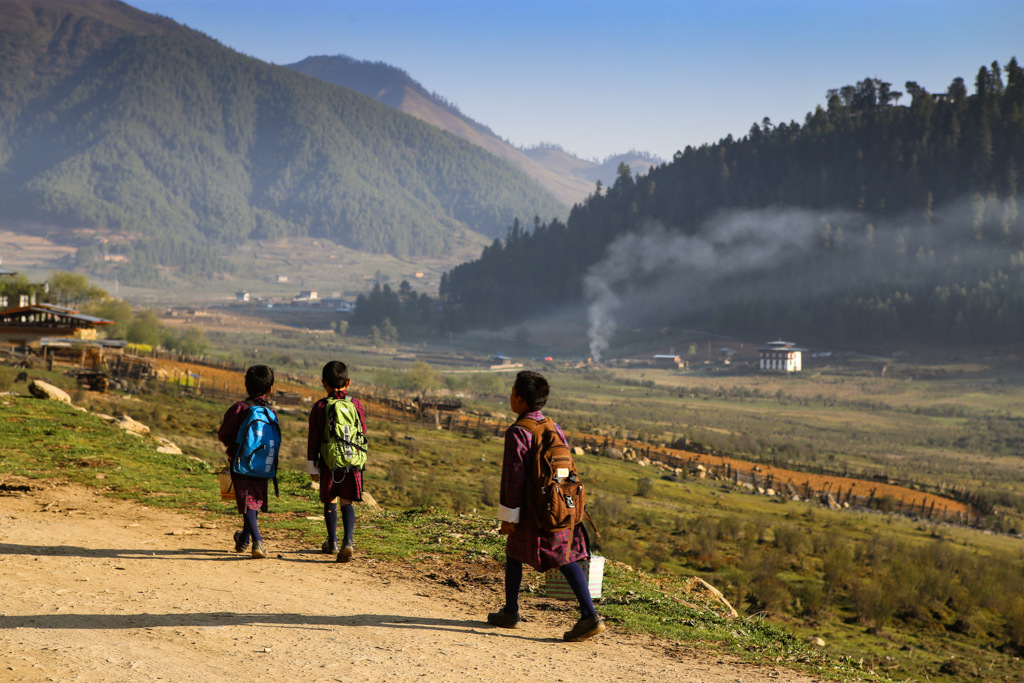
[0,479,821,683]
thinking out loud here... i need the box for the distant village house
[652,354,685,369]
[235,291,250,302]
[758,340,803,373]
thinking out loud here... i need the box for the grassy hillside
[5,350,1024,682]
[0,383,857,681]
[0,1,566,268]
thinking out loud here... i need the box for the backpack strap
[512,416,562,445]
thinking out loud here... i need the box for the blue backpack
[231,401,281,496]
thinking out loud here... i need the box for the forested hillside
[443,61,1024,348]
[286,54,597,205]
[0,1,565,281]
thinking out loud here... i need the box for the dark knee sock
[237,519,251,546]
[559,561,596,618]
[244,510,263,545]
[504,559,523,615]
[324,502,338,545]
[340,504,355,547]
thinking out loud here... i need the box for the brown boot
[563,614,605,642]
[486,610,522,628]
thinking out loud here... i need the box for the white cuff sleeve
[497,504,520,524]
[306,460,319,475]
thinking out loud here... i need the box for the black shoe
[563,614,605,642]
[486,610,522,629]
[233,530,250,553]
[322,540,339,554]
[336,545,354,563]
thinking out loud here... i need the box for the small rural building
[0,304,114,345]
[652,354,685,369]
[275,275,288,283]
[488,354,523,370]
[296,290,318,300]
[758,340,803,373]
[235,291,250,302]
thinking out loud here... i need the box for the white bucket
[544,555,605,600]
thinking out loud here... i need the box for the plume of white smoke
[585,208,854,360]
[583,195,1021,360]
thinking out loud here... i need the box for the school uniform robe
[307,389,366,504]
[218,396,273,514]
[498,410,587,572]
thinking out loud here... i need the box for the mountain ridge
[0,0,566,281]
[286,55,660,205]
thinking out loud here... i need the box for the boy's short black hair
[244,365,274,398]
[513,370,549,411]
[322,360,350,389]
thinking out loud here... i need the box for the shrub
[387,459,409,489]
[718,515,743,541]
[636,477,655,497]
[409,471,437,507]
[593,494,628,525]
[450,489,473,515]
[822,541,854,604]
[718,566,750,612]
[853,577,896,631]
[1005,597,1024,651]
[692,516,719,559]
[772,524,805,556]
[794,579,825,620]
[480,476,499,507]
[745,550,791,615]
[646,542,670,572]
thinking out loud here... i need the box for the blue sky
[131,0,1024,163]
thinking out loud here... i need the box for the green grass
[0,392,878,682]
[9,344,1024,683]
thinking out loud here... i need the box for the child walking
[489,370,606,642]
[218,364,277,559]
[307,361,368,562]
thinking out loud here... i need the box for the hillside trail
[0,480,821,683]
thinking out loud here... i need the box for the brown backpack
[515,416,588,533]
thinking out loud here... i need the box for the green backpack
[320,396,368,471]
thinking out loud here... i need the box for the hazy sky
[131,0,1023,163]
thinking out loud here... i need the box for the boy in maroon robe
[307,360,367,562]
[488,370,605,642]
[217,364,276,559]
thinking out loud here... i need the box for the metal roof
[39,337,128,348]
[0,303,115,326]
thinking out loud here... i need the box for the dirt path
[0,480,822,683]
